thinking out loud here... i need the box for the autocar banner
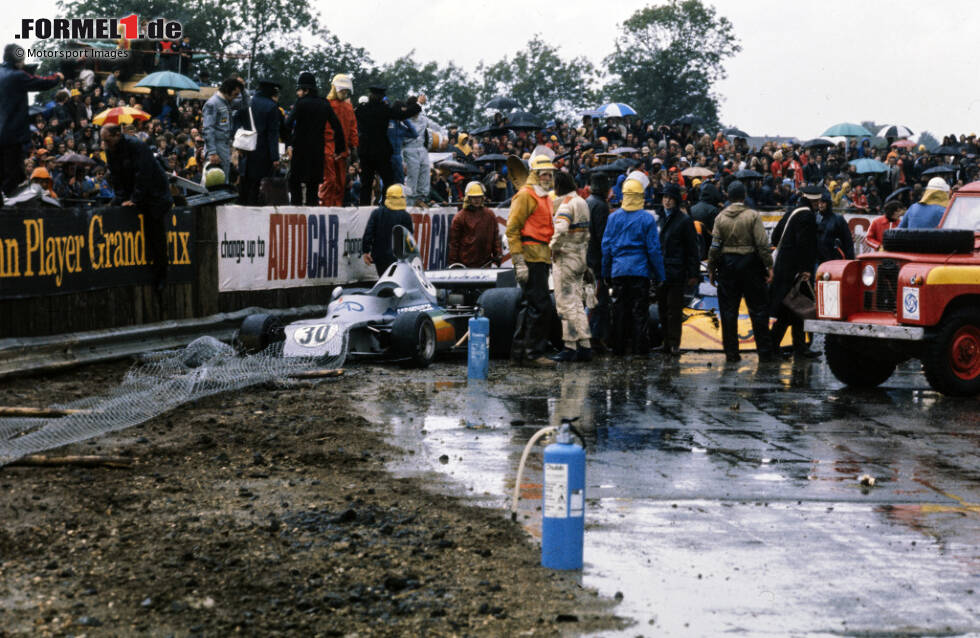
[215,206,511,292]
[0,206,194,299]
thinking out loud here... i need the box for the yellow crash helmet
[622,178,645,195]
[385,184,407,210]
[529,154,555,171]
[464,181,485,199]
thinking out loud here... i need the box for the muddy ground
[0,360,627,637]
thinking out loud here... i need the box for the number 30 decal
[293,324,334,347]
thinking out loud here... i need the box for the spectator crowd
[2,44,979,213]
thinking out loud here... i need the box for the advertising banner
[216,205,511,292]
[0,206,194,299]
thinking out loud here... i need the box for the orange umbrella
[92,106,150,126]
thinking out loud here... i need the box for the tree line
[55,0,740,130]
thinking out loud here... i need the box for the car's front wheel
[391,312,437,368]
[825,334,897,388]
[234,313,284,354]
[923,310,980,397]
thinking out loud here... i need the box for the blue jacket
[387,118,417,155]
[601,207,666,282]
[0,63,61,145]
[899,202,945,229]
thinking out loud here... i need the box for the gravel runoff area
[0,359,628,637]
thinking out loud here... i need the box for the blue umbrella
[596,103,637,118]
[849,158,889,174]
[136,71,200,91]
[822,122,873,137]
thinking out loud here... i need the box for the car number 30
[292,324,334,347]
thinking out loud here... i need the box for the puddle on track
[359,354,980,636]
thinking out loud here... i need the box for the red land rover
[806,181,980,396]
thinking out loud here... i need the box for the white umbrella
[595,103,637,118]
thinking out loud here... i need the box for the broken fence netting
[0,336,348,466]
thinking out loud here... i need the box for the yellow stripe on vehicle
[925,266,980,285]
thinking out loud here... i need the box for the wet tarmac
[358,353,980,637]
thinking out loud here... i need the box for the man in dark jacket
[769,186,819,357]
[815,188,854,264]
[707,180,775,363]
[356,86,421,205]
[362,184,414,276]
[689,181,722,258]
[239,79,282,205]
[657,183,701,356]
[285,71,345,206]
[102,123,173,290]
[0,44,63,196]
[586,173,611,349]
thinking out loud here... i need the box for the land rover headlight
[862,264,876,287]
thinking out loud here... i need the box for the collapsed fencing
[0,336,348,467]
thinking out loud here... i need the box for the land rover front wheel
[923,310,980,397]
[824,334,896,388]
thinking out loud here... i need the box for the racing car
[235,226,522,367]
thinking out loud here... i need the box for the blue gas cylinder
[541,424,585,570]
[467,315,490,379]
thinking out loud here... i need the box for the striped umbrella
[877,125,913,139]
[596,103,637,118]
[92,106,150,125]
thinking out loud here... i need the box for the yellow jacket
[506,172,553,263]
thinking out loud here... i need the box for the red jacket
[330,99,358,156]
[865,215,899,251]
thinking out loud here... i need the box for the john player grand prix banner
[0,207,194,299]
[215,205,880,292]
[216,205,512,292]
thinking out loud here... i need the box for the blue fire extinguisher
[541,419,586,570]
[467,313,489,380]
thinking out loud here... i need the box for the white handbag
[232,106,257,152]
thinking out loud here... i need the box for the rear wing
[424,268,517,290]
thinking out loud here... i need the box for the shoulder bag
[232,107,257,152]
[783,274,816,320]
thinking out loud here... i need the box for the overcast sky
[5,0,978,138]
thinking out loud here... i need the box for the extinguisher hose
[510,425,558,521]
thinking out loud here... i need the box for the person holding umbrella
[0,44,63,197]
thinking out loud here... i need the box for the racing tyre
[235,313,284,354]
[391,312,436,368]
[923,309,980,396]
[881,229,974,254]
[478,287,523,358]
[824,334,896,388]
